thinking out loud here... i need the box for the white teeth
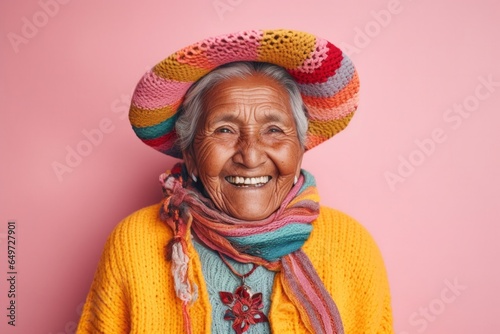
[226,176,270,186]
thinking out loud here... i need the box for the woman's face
[184,74,304,221]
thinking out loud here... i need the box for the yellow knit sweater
[77,204,393,333]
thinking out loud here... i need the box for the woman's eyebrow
[209,111,289,125]
[209,112,239,124]
[263,111,288,123]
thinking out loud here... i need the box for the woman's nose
[232,135,266,168]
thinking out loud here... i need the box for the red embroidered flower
[219,286,268,334]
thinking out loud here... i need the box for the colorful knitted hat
[129,29,360,158]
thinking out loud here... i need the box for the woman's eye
[216,127,232,134]
[268,127,284,134]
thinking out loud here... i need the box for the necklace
[218,253,269,334]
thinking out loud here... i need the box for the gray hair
[175,61,308,152]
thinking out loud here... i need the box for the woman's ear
[294,147,305,181]
[182,148,198,181]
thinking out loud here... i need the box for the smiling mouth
[225,176,271,187]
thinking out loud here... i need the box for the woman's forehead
[205,75,290,107]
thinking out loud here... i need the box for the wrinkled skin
[183,74,304,221]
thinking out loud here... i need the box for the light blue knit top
[193,239,275,333]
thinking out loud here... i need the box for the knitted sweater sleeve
[303,207,394,333]
[76,221,131,334]
[76,204,212,333]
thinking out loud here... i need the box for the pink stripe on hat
[132,70,193,110]
[179,30,263,69]
[294,38,329,73]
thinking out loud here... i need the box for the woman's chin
[221,195,277,221]
[228,209,273,222]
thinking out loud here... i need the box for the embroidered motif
[219,285,268,334]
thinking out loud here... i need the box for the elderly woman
[77,29,393,333]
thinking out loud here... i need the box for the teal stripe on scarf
[227,224,313,262]
[298,170,316,193]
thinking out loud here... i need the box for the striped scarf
[159,163,343,334]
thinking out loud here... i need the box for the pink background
[1,0,499,333]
